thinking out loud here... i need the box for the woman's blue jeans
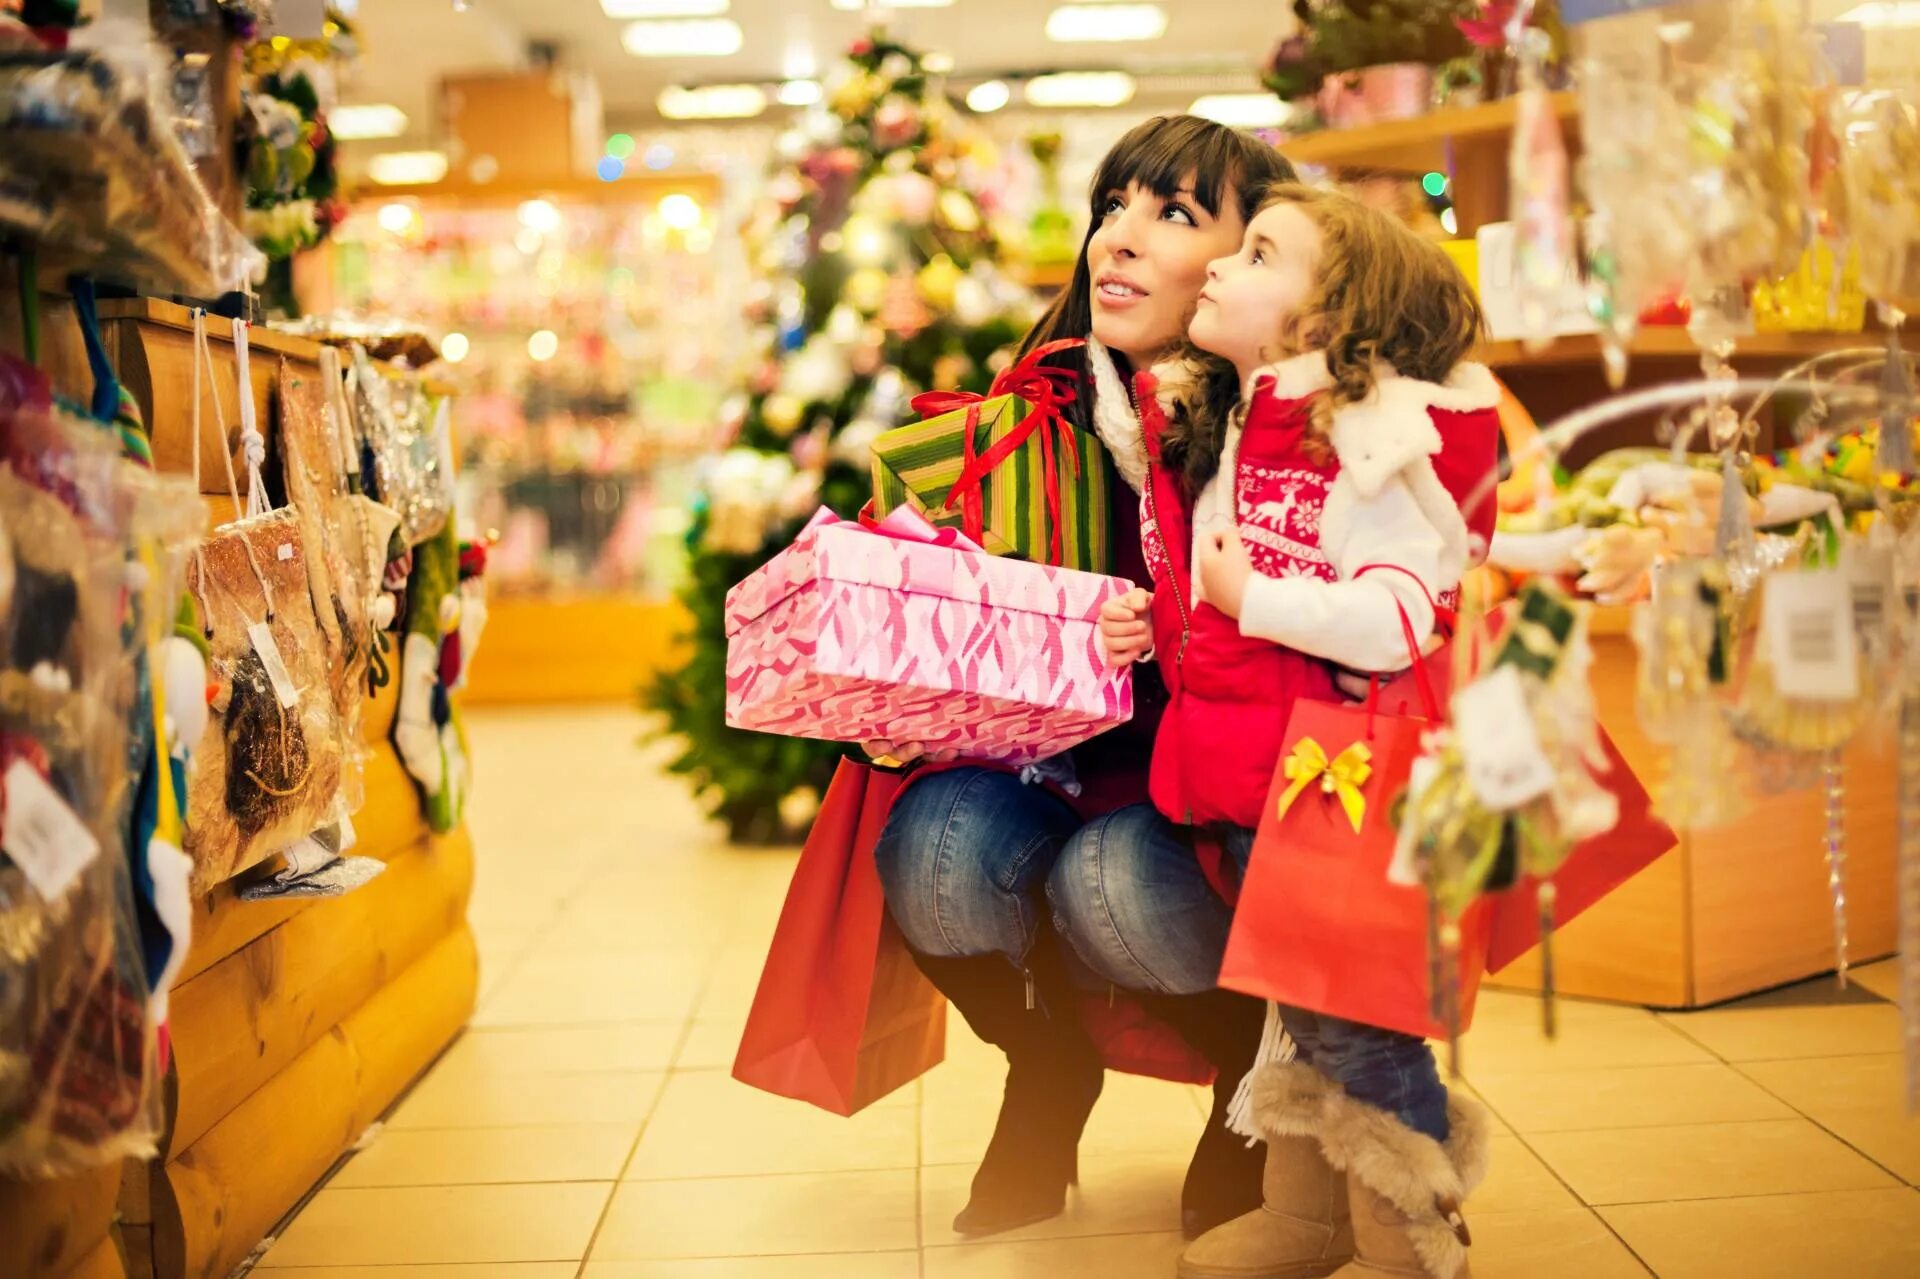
[874,771,1449,1142]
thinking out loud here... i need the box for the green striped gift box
[869,393,1110,573]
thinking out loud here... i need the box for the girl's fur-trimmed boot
[1176,1062,1354,1279]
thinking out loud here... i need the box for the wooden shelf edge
[98,297,328,364]
[1476,328,1879,372]
[1283,92,1578,173]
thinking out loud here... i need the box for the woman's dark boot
[1137,987,1271,1240]
[911,939,1105,1237]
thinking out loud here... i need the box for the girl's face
[1086,176,1248,367]
[1189,202,1323,377]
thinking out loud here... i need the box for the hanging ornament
[879,271,932,338]
[1879,326,1917,478]
[1508,23,1574,354]
[1632,560,1747,828]
[916,253,963,312]
[761,394,805,437]
[1822,748,1852,986]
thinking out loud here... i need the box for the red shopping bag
[732,758,946,1115]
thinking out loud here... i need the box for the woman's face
[1085,175,1247,367]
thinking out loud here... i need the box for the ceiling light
[600,0,726,15]
[1024,71,1135,109]
[622,18,744,57]
[330,103,409,140]
[441,333,470,364]
[1837,2,1920,27]
[367,151,447,185]
[829,0,952,9]
[778,79,823,106]
[1189,93,1291,128]
[657,83,767,119]
[966,80,1011,113]
[659,192,705,230]
[519,200,563,234]
[528,330,560,362]
[923,51,955,74]
[1045,3,1166,42]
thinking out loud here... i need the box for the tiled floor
[254,707,1920,1278]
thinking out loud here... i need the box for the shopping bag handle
[1353,563,1446,725]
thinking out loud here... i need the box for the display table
[1486,608,1896,1008]
[0,284,476,1279]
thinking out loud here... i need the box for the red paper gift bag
[732,758,947,1116]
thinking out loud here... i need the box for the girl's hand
[1098,588,1154,667]
[863,740,959,768]
[1199,530,1254,620]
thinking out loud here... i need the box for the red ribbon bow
[908,337,1086,566]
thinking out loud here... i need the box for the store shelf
[1474,327,1879,372]
[1017,261,1076,291]
[1282,92,1579,174]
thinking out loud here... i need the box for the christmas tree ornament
[1507,22,1573,354]
[1632,560,1747,828]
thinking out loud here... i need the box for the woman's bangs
[1089,116,1242,217]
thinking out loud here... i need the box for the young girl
[1092,185,1502,1279]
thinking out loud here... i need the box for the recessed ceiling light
[622,18,744,57]
[599,0,726,16]
[778,79,823,106]
[367,151,447,185]
[1045,3,1166,43]
[657,83,768,119]
[829,0,952,9]
[1837,2,1920,27]
[966,80,1011,113]
[1024,71,1135,108]
[528,330,560,362]
[923,51,955,74]
[330,103,409,140]
[1189,93,1291,128]
[659,192,705,230]
[441,333,471,364]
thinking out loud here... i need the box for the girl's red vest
[1136,372,1501,831]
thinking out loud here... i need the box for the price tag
[3,760,102,902]
[248,621,302,709]
[1761,569,1859,701]
[276,541,295,562]
[1846,545,1894,650]
[1452,666,1556,811]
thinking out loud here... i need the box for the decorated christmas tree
[645,31,1038,843]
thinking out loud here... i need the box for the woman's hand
[862,740,959,768]
[1198,530,1254,620]
[1098,587,1155,667]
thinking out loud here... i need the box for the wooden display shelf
[1475,327,1879,372]
[1283,92,1580,175]
[462,594,689,705]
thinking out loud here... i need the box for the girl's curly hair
[1159,183,1484,493]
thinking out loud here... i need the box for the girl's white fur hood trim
[1248,351,1498,502]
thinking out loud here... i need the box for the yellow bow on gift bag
[1274,738,1374,834]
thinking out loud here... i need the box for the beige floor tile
[332,1124,637,1187]
[1466,1062,1795,1133]
[1849,958,1901,1003]
[590,1170,919,1259]
[921,1065,1201,1168]
[259,1259,579,1267]
[582,1255,919,1279]
[625,1070,918,1180]
[922,1231,1186,1278]
[474,952,709,1027]
[1468,1208,1650,1279]
[921,1152,1184,1245]
[257,1183,611,1267]
[387,1067,664,1130]
[1660,990,1904,1062]
[1529,1118,1898,1205]
[1602,1188,1920,1279]
[673,1020,741,1070]
[1741,1054,1920,1182]
[261,1268,579,1278]
[1459,995,1714,1073]
[435,1024,683,1076]
[1474,1135,1582,1214]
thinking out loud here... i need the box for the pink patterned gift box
[724,507,1135,766]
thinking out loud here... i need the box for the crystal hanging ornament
[1822,748,1851,987]
[1508,22,1573,355]
[1878,321,1916,477]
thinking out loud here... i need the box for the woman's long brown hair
[1016,116,1297,440]
[1161,183,1485,492]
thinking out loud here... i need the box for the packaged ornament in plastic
[0,428,165,1173]
[349,345,452,549]
[182,313,343,891]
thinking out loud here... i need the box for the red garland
[907,338,1086,566]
